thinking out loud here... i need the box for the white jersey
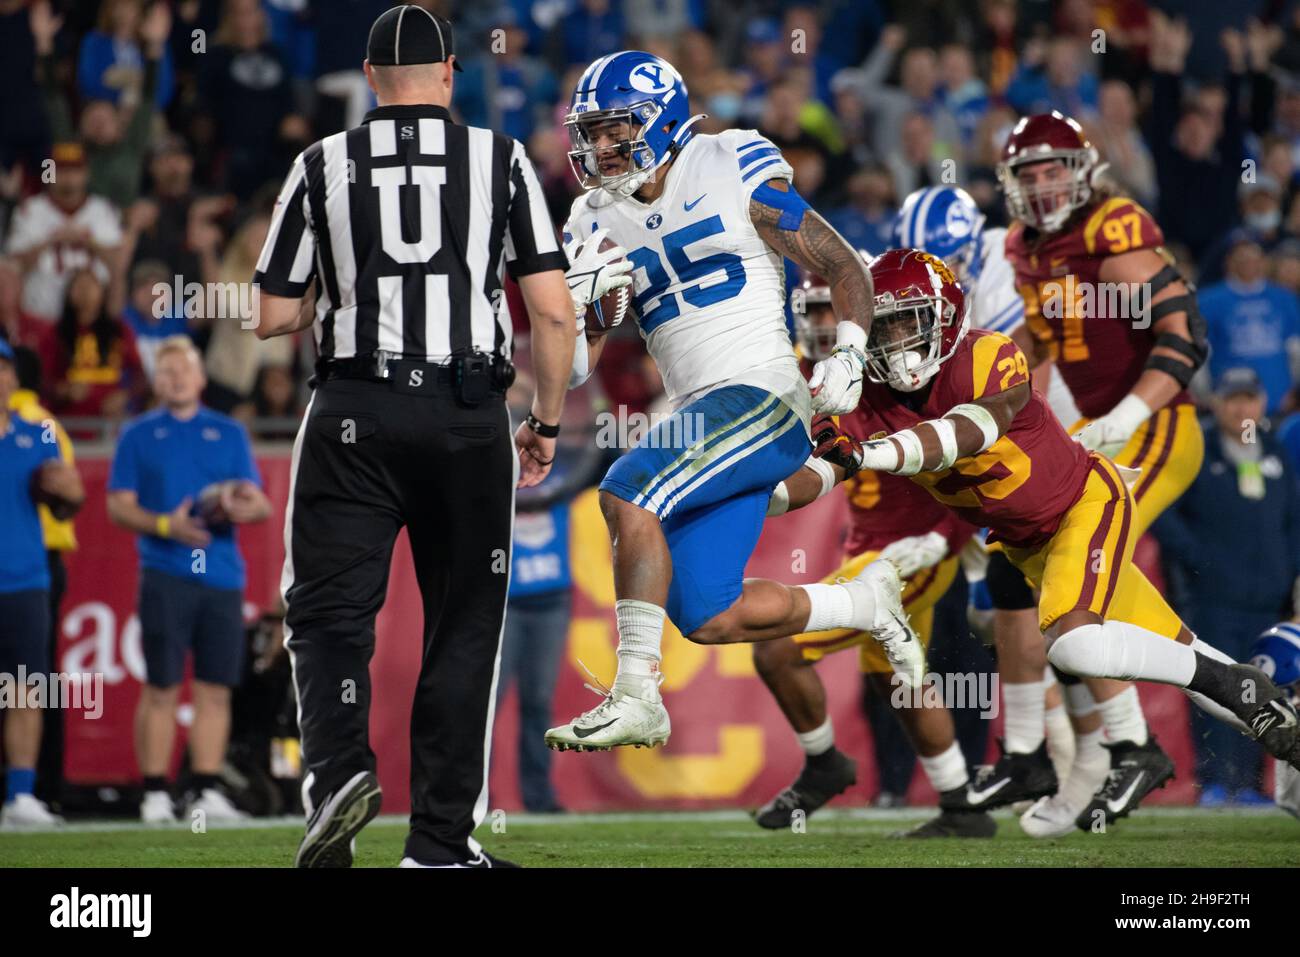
[565,129,809,427]
[968,227,1082,426]
[5,193,122,322]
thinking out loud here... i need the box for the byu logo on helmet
[892,186,986,284]
[629,62,671,94]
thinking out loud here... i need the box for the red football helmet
[791,252,873,361]
[865,247,968,392]
[997,111,1102,233]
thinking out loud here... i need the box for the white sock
[919,741,969,793]
[1047,621,1197,686]
[1096,685,1148,745]
[1045,703,1075,783]
[614,599,664,695]
[1002,680,1046,753]
[1063,681,1097,718]
[801,582,858,631]
[1061,728,1109,808]
[796,716,834,757]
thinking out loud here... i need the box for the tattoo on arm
[748,181,874,331]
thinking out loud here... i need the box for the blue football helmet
[891,186,986,287]
[1251,623,1300,690]
[565,51,704,197]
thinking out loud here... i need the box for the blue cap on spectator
[1216,366,1263,398]
[747,19,781,45]
[0,337,13,363]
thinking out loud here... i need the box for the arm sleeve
[504,139,568,279]
[252,152,317,298]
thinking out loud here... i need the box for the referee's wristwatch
[524,413,560,438]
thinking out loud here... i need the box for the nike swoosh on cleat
[1105,772,1145,815]
[684,194,706,211]
[966,778,1010,804]
[573,719,619,739]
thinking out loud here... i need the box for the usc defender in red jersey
[780,249,1300,831]
[989,112,1208,831]
[752,273,986,838]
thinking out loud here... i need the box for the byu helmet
[565,51,704,198]
[891,186,986,287]
[1251,623,1300,690]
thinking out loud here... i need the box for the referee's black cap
[367,5,463,71]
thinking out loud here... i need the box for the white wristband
[1108,393,1154,434]
[805,455,837,498]
[835,320,867,352]
[947,403,1000,453]
[892,430,924,476]
[767,482,791,517]
[928,417,960,470]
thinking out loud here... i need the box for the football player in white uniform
[542,52,906,752]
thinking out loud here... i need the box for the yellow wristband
[155,514,171,539]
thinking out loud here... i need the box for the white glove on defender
[878,531,949,579]
[564,227,633,321]
[809,321,868,414]
[1073,394,1152,458]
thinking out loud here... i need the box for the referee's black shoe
[962,739,1058,811]
[295,771,383,868]
[1075,736,1174,831]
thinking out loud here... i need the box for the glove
[878,531,949,579]
[564,227,633,321]
[809,321,869,414]
[1073,394,1152,458]
[812,415,864,478]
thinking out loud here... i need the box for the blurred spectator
[0,336,83,829]
[125,134,233,285]
[197,0,302,200]
[1153,368,1300,805]
[782,5,839,107]
[758,76,836,203]
[1199,175,1287,286]
[822,165,897,256]
[310,0,389,132]
[738,18,786,126]
[625,0,705,43]
[841,30,962,164]
[1272,237,1300,295]
[203,212,292,411]
[552,0,625,71]
[4,142,122,331]
[106,336,271,824]
[0,257,21,343]
[884,112,955,199]
[1147,16,1247,259]
[0,0,48,178]
[938,44,990,151]
[33,0,170,210]
[39,267,144,426]
[246,363,301,438]
[7,342,78,812]
[1004,36,1099,119]
[76,0,175,111]
[1199,233,1300,416]
[1091,79,1156,210]
[457,12,558,144]
[123,258,190,381]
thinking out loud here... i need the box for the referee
[252,6,574,868]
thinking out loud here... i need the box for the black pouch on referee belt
[447,350,515,407]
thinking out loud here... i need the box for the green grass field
[1,808,1297,867]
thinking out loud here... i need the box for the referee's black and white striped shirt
[253,104,567,363]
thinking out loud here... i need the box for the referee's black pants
[283,375,515,864]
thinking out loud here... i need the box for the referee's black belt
[315,350,515,404]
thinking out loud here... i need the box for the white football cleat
[187,787,249,822]
[1019,794,1084,838]
[140,790,177,824]
[545,674,670,751]
[845,558,925,687]
[1,793,64,829]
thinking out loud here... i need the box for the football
[584,237,631,336]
